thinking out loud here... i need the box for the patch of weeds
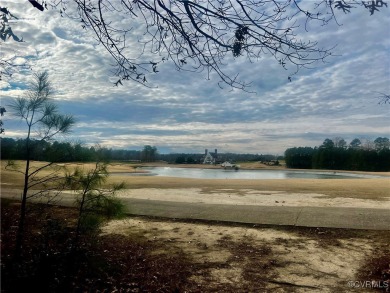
[119,230,150,245]
[292,227,355,248]
[215,236,279,290]
[1,200,199,292]
[237,242,278,291]
[94,234,197,292]
[0,198,16,207]
[357,246,390,292]
[316,237,343,248]
[228,241,271,261]
[217,234,233,247]
[274,237,289,245]
[196,242,209,250]
[292,227,386,242]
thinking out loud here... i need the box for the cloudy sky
[1,1,389,155]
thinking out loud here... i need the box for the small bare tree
[8,71,75,257]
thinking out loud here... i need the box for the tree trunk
[14,134,31,259]
[74,186,89,248]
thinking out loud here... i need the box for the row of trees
[4,133,389,171]
[1,138,158,163]
[170,153,281,164]
[1,137,282,165]
[319,137,390,150]
[285,137,390,171]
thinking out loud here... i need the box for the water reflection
[128,167,382,180]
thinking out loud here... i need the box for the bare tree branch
[20,0,379,90]
[376,92,390,104]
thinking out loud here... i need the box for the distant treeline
[284,137,390,171]
[1,137,281,164]
[0,138,143,162]
[166,153,280,164]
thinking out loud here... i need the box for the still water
[129,167,382,180]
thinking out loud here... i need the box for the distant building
[202,149,218,164]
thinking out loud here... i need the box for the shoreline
[2,161,389,202]
[134,162,390,177]
[112,166,389,179]
[2,160,389,177]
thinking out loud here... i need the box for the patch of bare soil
[2,199,390,292]
[101,218,390,292]
[1,199,196,292]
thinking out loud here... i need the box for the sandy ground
[116,188,390,209]
[100,217,382,292]
[2,160,389,205]
[2,161,389,291]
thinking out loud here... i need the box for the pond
[116,167,384,180]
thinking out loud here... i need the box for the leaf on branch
[232,41,242,57]
[362,0,387,15]
[235,25,248,42]
[232,26,248,57]
[334,1,354,13]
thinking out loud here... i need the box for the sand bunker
[117,188,390,209]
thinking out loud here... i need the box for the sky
[1,1,389,155]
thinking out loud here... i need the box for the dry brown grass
[0,160,138,189]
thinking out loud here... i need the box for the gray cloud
[1,1,389,154]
